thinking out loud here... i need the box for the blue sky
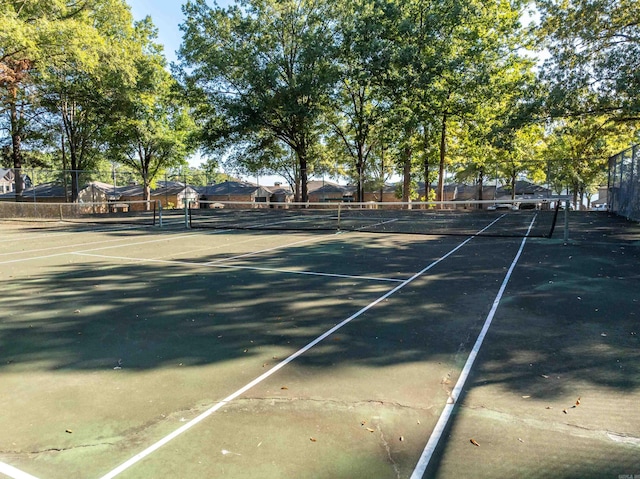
[127,0,232,65]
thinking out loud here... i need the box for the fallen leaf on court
[522,395,531,399]
[470,439,480,447]
[366,428,375,433]
[280,386,288,390]
[73,310,80,314]
[575,397,581,406]
[601,333,607,337]
[399,436,404,442]
[243,349,248,353]
[563,409,568,414]
[545,406,552,409]
[540,374,549,379]
[310,437,317,442]
[360,420,367,426]
[65,429,73,434]
[518,438,524,443]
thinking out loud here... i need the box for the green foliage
[179,0,339,200]
[537,0,640,121]
[543,116,636,204]
[104,19,195,200]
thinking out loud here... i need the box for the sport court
[1,208,639,479]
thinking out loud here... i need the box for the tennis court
[1,208,639,479]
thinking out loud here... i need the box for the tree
[537,0,640,122]
[179,0,338,202]
[544,116,635,208]
[106,19,194,207]
[321,1,390,202]
[2,0,139,200]
[0,1,89,196]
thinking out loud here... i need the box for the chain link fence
[0,168,213,202]
[608,144,640,222]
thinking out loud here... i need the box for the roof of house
[0,182,68,199]
[497,180,551,196]
[308,180,354,195]
[197,180,273,197]
[0,169,13,181]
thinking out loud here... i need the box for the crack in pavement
[1,442,115,456]
[374,422,401,479]
[464,404,640,445]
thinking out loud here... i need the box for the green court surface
[0,212,638,479]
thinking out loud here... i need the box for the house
[0,168,32,194]
[497,180,551,199]
[197,181,276,206]
[151,184,199,209]
[0,182,68,202]
[267,183,293,206]
[307,180,354,202]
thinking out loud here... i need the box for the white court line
[0,233,160,258]
[74,252,404,283]
[0,233,196,266]
[409,215,536,479]
[204,234,335,264]
[0,461,40,479]
[97,217,504,479]
[0,222,152,244]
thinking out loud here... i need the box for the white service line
[203,234,336,264]
[74,252,404,283]
[0,461,41,479]
[0,233,196,265]
[409,215,537,479]
[97,219,500,479]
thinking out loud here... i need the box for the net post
[337,203,342,231]
[563,200,570,244]
[185,200,190,229]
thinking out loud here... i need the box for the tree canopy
[1,0,638,206]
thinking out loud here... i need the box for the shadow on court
[426,212,640,479]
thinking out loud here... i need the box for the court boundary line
[0,234,198,266]
[0,224,340,266]
[73,252,404,283]
[0,461,41,479]
[409,215,536,479]
[96,217,504,479]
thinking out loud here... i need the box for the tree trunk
[300,156,308,203]
[356,158,364,203]
[477,168,484,208]
[402,145,411,208]
[422,128,430,202]
[437,112,447,203]
[379,145,385,202]
[9,85,24,198]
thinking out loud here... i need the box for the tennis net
[0,200,159,226]
[189,199,565,238]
